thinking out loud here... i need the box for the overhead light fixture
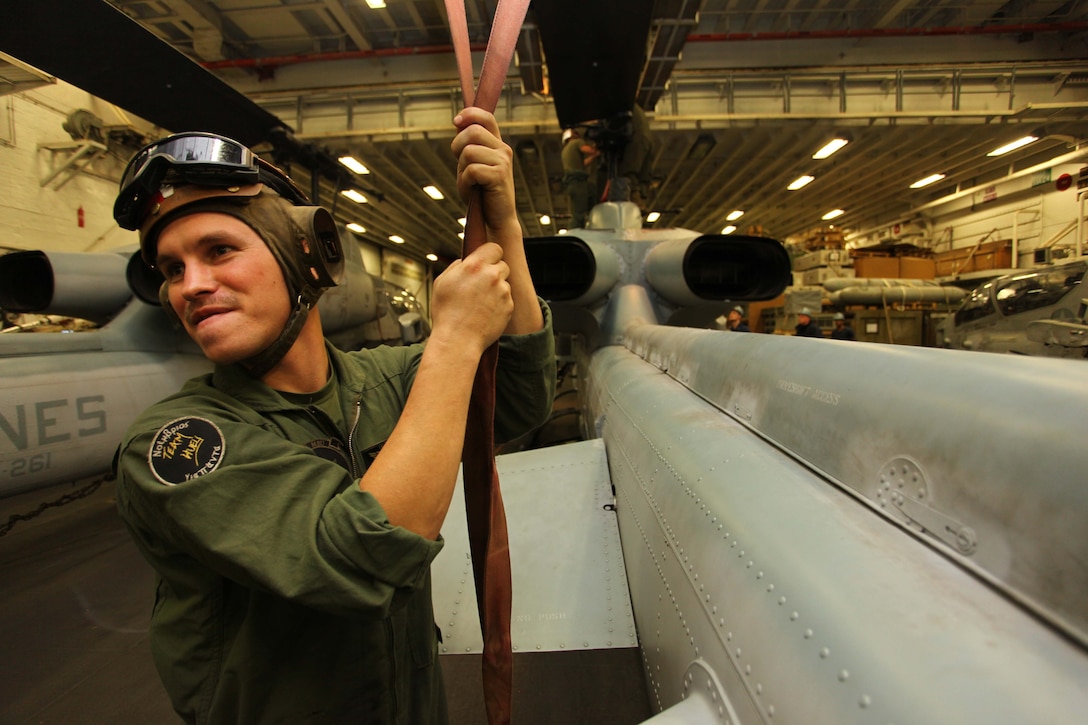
[458,232,465,240]
[338,156,370,174]
[365,0,386,8]
[688,133,717,160]
[787,175,815,191]
[822,209,845,220]
[389,235,405,244]
[721,225,737,234]
[812,137,850,159]
[540,214,551,225]
[987,135,1039,156]
[458,217,467,227]
[726,210,744,221]
[558,228,568,235]
[426,253,438,262]
[646,211,661,223]
[423,185,444,200]
[910,173,946,189]
[346,222,366,234]
[341,189,368,204]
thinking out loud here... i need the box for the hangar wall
[850,156,1087,269]
[0,81,423,311]
[0,82,131,254]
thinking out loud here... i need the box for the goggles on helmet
[113,132,308,230]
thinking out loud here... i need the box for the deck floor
[0,480,650,724]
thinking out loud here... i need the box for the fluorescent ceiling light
[389,235,405,244]
[426,253,438,262]
[721,225,737,235]
[365,0,386,8]
[910,173,946,189]
[812,138,849,159]
[987,135,1039,156]
[341,189,368,204]
[423,185,444,200]
[539,214,551,225]
[822,209,845,220]
[338,156,369,174]
[726,210,744,221]
[787,175,815,190]
[345,222,366,234]
[646,211,661,223]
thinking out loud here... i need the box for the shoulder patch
[148,417,226,485]
[306,438,352,472]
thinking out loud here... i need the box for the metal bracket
[37,139,107,190]
[877,456,978,556]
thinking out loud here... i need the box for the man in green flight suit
[111,107,555,724]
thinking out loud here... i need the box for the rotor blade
[532,0,654,126]
[0,0,288,146]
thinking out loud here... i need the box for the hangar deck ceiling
[86,2,1088,261]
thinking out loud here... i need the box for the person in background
[795,307,824,337]
[717,305,750,332]
[111,108,555,724]
[561,127,600,228]
[616,103,655,208]
[831,312,856,340]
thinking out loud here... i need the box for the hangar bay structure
[2,0,1086,264]
[1,1,1087,723]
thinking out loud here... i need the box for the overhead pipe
[201,42,486,71]
[684,22,1088,43]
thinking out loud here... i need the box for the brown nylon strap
[444,1,531,723]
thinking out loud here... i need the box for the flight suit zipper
[347,399,362,479]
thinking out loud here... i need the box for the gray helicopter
[940,259,1087,358]
[0,238,421,498]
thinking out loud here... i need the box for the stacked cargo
[851,248,936,280]
[786,226,851,288]
[794,248,855,286]
[933,240,1012,277]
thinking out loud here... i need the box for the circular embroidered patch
[147,417,226,485]
[306,438,352,472]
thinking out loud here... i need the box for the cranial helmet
[114,132,345,377]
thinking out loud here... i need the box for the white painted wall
[925,162,1084,266]
[0,82,434,317]
[0,81,136,254]
[851,155,1088,269]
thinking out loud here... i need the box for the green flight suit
[116,302,556,724]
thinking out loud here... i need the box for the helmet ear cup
[126,250,165,306]
[287,206,345,288]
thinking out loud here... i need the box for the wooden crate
[801,228,845,250]
[935,240,1012,276]
[853,255,899,279]
[899,256,936,279]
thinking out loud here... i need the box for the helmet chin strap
[241,288,323,379]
